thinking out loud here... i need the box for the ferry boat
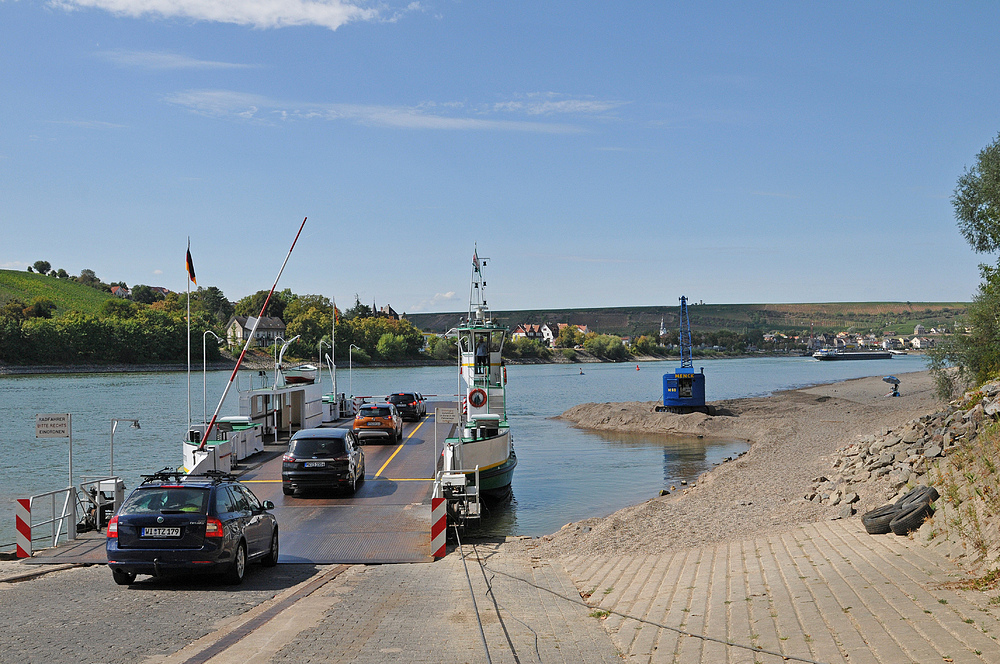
[439,248,516,503]
[812,348,892,361]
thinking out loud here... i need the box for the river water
[0,354,929,546]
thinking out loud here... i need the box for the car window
[120,487,210,515]
[214,486,236,514]
[360,406,391,417]
[388,394,415,404]
[235,485,262,511]
[230,486,251,512]
[290,437,347,457]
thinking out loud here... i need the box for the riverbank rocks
[805,383,1000,515]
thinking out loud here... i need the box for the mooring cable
[480,560,833,664]
[471,542,540,664]
[454,525,492,664]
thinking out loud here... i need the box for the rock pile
[804,382,1000,517]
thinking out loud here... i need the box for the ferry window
[491,331,504,351]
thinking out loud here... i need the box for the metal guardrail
[25,487,77,549]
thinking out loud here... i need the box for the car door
[234,484,270,557]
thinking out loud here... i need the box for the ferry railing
[79,475,123,530]
[25,487,78,550]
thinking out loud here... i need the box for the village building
[225,315,286,348]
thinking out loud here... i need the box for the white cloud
[1,261,28,270]
[153,269,163,275]
[51,0,377,31]
[410,291,460,312]
[165,90,588,133]
[98,49,254,70]
[492,92,628,117]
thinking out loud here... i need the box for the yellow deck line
[374,417,425,477]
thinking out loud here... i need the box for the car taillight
[107,515,118,538]
[282,453,296,462]
[205,517,224,537]
[409,401,416,406]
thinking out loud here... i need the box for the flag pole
[186,237,191,435]
[199,217,307,449]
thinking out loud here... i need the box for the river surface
[0,354,929,547]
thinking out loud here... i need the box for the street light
[203,330,222,425]
[349,344,361,398]
[110,418,140,477]
[318,339,331,390]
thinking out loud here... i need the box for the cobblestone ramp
[561,520,1000,664]
[275,503,432,564]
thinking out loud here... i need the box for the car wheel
[225,541,247,585]
[282,485,294,496]
[112,568,136,586]
[262,529,279,567]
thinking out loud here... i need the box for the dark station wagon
[386,392,426,421]
[106,470,278,586]
[282,428,366,496]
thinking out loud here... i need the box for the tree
[234,289,291,320]
[953,132,1000,253]
[131,284,164,305]
[344,295,374,320]
[56,268,68,279]
[32,261,51,275]
[23,297,56,319]
[77,269,101,288]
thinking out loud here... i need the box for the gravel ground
[527,369,943,559]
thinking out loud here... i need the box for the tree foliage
[953,132,1000,253]
[32,261,51,275]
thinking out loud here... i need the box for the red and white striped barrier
[431,497,446,558]
[15,499,31,558]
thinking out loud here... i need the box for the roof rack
[139,468,238,485]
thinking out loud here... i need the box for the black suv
[386,392,426,421]
[282,428,365,495]
[106,470,278,586]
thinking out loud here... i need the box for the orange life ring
[468,388,487,409]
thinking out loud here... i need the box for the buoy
[636,364,640,371]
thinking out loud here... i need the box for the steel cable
[454,525,492,664]
[481,561,833,664]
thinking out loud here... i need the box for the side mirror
[262,500,275,510]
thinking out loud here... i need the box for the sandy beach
[532,369,943,559]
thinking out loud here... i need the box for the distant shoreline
[0,350,886,376]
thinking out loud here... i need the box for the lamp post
[349,344,361,398]
[318,339,331,390]
[110,418,140,477]
[203,330,222,425]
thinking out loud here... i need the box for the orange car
[352,403,403,444]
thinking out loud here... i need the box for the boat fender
[469,388,487,408]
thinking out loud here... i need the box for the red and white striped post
[431,497,447,558]
[15,499,31,558]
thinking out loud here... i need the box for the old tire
[889,501,933,536]
[861,503,900,534]
[112,568,136,586]
[895,485,939,508]
[225,541,247,585]
[262,529,279,567]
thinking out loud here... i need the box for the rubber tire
[889,501,933,536]
[861,503,900,535]
[112,568,136,586]
[895,485,939,508]
[225,542,247,585]
[282,485,294,496]
[262,529,279,567]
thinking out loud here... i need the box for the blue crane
[655,296,709,414]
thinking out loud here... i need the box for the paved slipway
[3,371,999,663]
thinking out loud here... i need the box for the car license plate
[304,461,326,468]
[368,422,382,426]
[141,527,180,537]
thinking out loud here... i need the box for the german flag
[186,241,197,285]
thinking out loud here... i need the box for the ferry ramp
[20,412,448,567]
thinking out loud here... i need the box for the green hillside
[406,302,969,337]
[0,269,114,315]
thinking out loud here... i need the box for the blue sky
[2,2,997,313]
